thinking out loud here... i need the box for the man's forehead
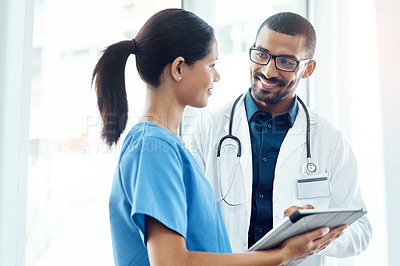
[256,28,307,58]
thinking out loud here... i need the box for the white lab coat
[184,94,372,265]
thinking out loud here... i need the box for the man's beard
[251,73,291,105]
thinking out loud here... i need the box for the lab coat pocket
[296,172,330,199]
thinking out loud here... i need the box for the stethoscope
[216,94,317,206]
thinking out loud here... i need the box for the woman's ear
[302,60,316,78]
[170,56,185,82]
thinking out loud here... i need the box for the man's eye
[257,53,269,58]
[279,58,296,66]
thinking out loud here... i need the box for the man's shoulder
[185,100,236,140]
[197,100,234,123]
[309,109,337,129]
[308,109,345,139]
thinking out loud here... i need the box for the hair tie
[131,39,136,54]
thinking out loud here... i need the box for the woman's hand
[146,215,347,266]
[279,225,347,263]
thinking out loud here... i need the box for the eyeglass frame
[249,45,312,72]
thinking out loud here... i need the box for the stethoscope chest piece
[302,160,317,175]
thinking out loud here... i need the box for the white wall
[311,0,399,265]
[375,0,400,265]
[0,0,34,265]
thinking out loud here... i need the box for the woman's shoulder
[121,122,185,156]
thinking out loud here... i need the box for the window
[181,0,308,134]
[27,1,180,265]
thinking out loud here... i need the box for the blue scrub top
[109,122,231,265]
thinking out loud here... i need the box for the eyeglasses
[249,45,311,72]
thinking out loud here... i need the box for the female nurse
[92,8,345,266]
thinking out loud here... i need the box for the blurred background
[0,0,399,265]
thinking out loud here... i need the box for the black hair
[256,12,316,58]
[91,8,215,146]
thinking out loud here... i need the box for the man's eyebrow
[255,45,269,53]
[254,45,299,61]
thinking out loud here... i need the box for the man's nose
[260,58,279,79]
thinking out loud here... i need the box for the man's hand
[284,204,315,217]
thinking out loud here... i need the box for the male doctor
[184,12,372,265]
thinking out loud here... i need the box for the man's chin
[254,92,279,105]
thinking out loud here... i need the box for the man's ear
[170,56,185,82]
[302,60,316,78]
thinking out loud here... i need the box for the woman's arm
[146,216,346,266]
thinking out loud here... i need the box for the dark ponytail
[91,41,133,146]
[92,8,214,146]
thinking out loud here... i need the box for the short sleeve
[120,136,187,245]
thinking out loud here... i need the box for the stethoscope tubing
[296,96,311,160]
[217,93,311,160]
[216,93,315,206]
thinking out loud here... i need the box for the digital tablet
[248,208,366,252]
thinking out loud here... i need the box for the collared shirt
[244,89,298,248]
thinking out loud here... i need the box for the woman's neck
[141,87,184,137]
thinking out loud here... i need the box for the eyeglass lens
[250,49,298,71]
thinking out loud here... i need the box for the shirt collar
[244,88,298,127]
[286,96,298,127]
[244,89,259,122]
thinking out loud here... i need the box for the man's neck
[253,95,295,117]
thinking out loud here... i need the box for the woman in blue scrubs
[91,8,345,266]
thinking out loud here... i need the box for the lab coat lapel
[222,94,246,136]
[231,98,253,227]
[232,100,252,182]
[275,105,307,171]
[222,95,253,226]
